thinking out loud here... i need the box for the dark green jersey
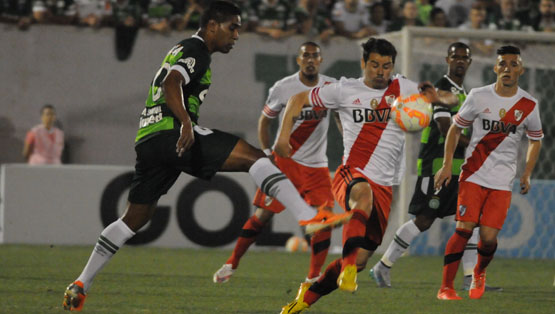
[136,35,211,143]
[417,75,468,176]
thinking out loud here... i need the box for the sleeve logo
[183,57,196,74]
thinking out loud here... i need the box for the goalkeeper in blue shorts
[370,42,502,292]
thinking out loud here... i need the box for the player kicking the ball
[213,42,348,297]
[62,2,350,311]
[277,38,453,313]
[435,45,542,300]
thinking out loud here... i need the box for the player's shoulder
[517,87,538,104]
[336,76,360,86]
[434,76,451,89]
[269,73,299,93]
[467,84,494,98]
[318,74,337,85]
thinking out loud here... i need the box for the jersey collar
[443,75,466,94]
[192,33,204,42]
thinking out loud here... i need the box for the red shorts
[252,154,334,213]
[457,181,512,230]
[333,166,393,246]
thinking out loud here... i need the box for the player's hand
[434,166,452,191]
[274,138,292,158]
[176,123,195,157]
[418,81,438,103]
[519,174,531,194]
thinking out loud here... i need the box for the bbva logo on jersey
[482,119,517,134]
[352,108,391,123]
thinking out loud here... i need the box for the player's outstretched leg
[437,228,472,300]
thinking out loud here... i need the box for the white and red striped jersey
[309,75,420,186]
[264,72,337,167]
[454,84,543,191]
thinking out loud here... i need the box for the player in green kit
[62,1,350,311]
[370,42,502,291]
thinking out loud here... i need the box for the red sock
[303,259,342,305]
[441,228,472,289]
[226,215,264,269]
[475,240,497,274]
[341,209,368,270]
[308,229,331,279]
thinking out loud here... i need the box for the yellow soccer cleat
[280,299,310,314]
[337,265,358,293]
[62,281,87,311]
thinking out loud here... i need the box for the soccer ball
[390,93,432,132]
[285,236,309,253]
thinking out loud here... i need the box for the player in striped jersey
[435,45,543,300]
[213,43,346,293]
[62,2,349,311]
[277,38,453,313]
[371,42,501,292]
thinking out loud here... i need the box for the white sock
[76,218,135,292]
[249,158,316,221]
[462,227,479,276]
[381,219,421,267]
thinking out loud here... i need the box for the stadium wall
[1,164,553,259]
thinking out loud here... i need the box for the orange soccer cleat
[469,271,486,299]
[437,287,462,300]
[300,211,352,235]
[62,281,87,311]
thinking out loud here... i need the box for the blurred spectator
[32,0,78,24]
[146,0,173,33]
[112,0,145,60]
[531,0,554,31]
[248,0,297,39]
[435,0,472,27]
[458,2,494,54]
[0,0,33,29]
[331,0,373,38]
[428,7,449,27]
[368,1,390,34]
[307,0,335,41]
[23,104,64,165]
[387,0,424,32]
[416,0,433,25]
[74,0,111,28]
[488,0,532,30]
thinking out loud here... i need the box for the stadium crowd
[1,0,553,38]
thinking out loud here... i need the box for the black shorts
[408,175,459,219]
[128,126,240,204]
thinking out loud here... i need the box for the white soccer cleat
[213,264,235,283]
[369,262,391,288]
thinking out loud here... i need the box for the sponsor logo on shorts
[459,204,467,216]
[429,197,440,209]
[264,195,273,207]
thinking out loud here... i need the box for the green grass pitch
[0,244,553,313]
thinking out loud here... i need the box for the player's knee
[348,182,373,212]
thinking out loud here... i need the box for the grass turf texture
[0,244,553,313]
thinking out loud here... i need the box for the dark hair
[200,1,241,28]
[447,42,471,56]
[370,2,384,13]
[300,41,320,51]
[430,7,446,20]
[497,45,520,55]
[361,38,397,64]
[41,104,55,114]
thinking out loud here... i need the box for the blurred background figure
[0,0,33,30]
[32,0,78,25]
[387,0,424,32]
[532,0,554,32]
[248,0,297,39]
[368,2,390,35]
[488,0,532,31]
[459,2,495,55]
[428,7,449,27]
[23,104,65,165]
[331,0,373,39]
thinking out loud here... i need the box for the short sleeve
[308,82,341,110]
[453,90,478,128]
[262,84,283,119]
[169,46,209,86]
[525,103,544,140]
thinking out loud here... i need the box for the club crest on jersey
[183,57,196,73]
[514,110,523,121]
[370,99,379,109]
[499,108,506,118]
[264,195,274,207]
[459,205,467,216]
[385,95,396,106]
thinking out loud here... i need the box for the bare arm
[162,70,194,156]
[434,123,463,190]
[258,113,274,155]
[436,117,469,147]
[419,83,458,108]
[520,139,542,194]
[275,91,310,157]
[22,140,32,161]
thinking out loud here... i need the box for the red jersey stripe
[460,97,536,182]
[345,79,401,169]
[289,118,324,155]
